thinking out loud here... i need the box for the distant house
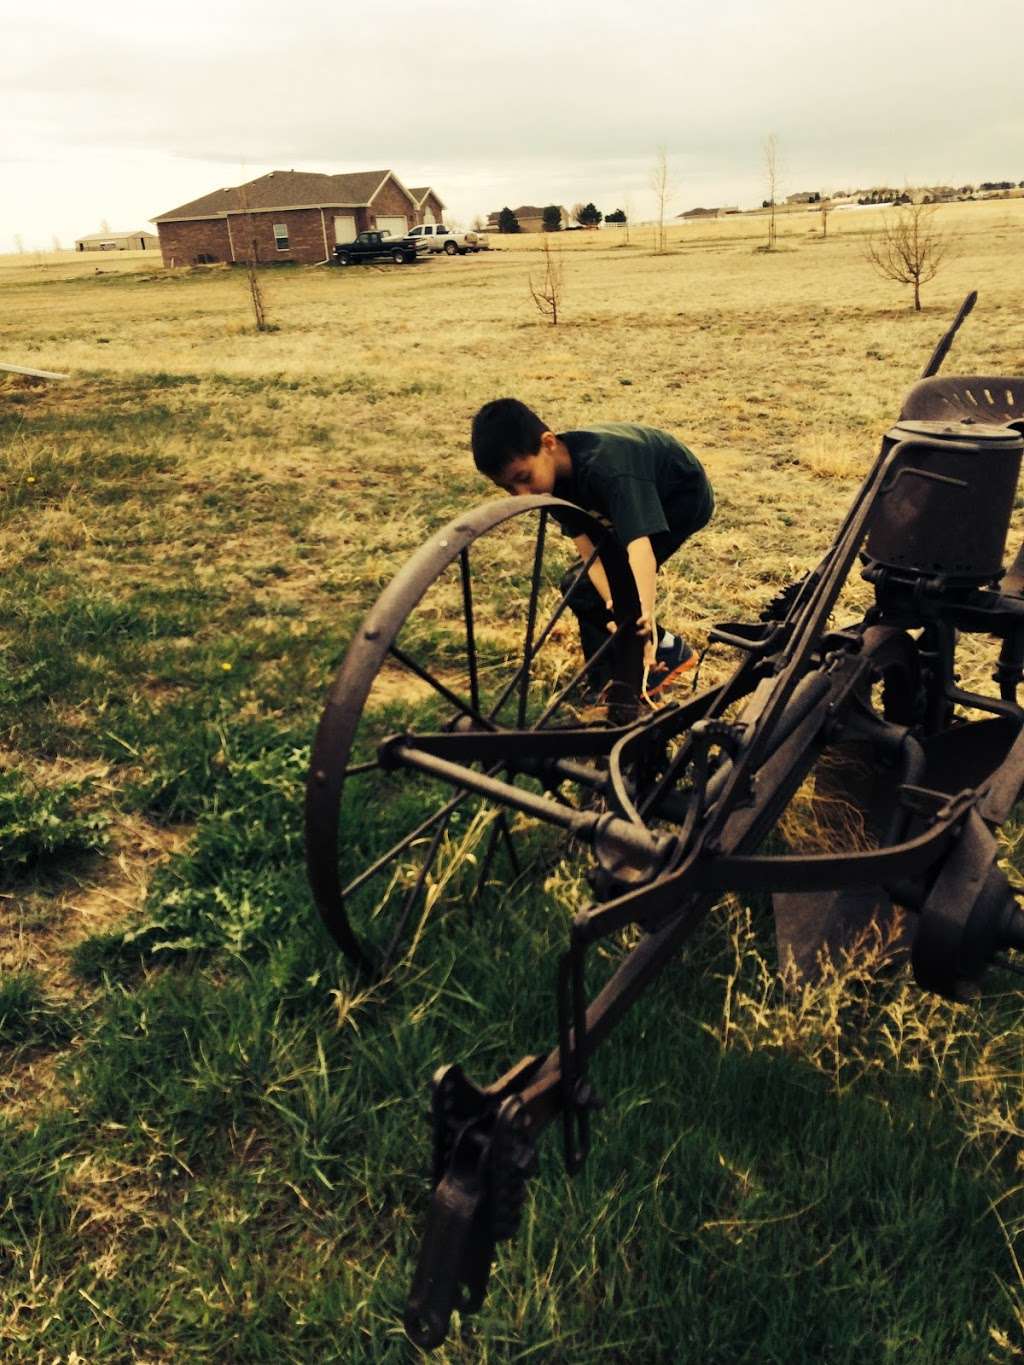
[487,204,570,233]
[408,187,446,225]
[75,231,159,252]
[152,169,428,267]
[677,206,739,219]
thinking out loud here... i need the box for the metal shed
[74,231,160,252]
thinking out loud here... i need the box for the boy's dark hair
[471,398,548,478]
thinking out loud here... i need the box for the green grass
[8,881,1024,1361]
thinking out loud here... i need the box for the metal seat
[900,374,1024,428]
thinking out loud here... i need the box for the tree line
[495,203,628,233]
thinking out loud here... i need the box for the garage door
[376,216,408,238]
[333,215,357,244]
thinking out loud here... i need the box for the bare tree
[13,233,24,253]
[100,219,110,233]
[865,201,950,310]
[623,195,632,246]
[763,134,780,250]
[528,236,565,325]
[245,250,269,331]
[820,198,833,239]
[51,234,63,253]
[650,148,672,253]
[237,181,271,332]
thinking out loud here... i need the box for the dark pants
[559,517,708,691]
[558,556,680,692]
[558,565,618,689]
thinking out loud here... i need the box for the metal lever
[404,1125,493,1350]
[404,1067,537,1348]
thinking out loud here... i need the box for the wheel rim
[306,496,641,974]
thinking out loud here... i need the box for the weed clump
[0,971,78,1048]
[0,767,110,877]
[91,729,308,960]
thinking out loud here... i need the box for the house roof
[76,230,158,240]
[153,170,413,222]
[487,205,565,221]
[408,186,447,209]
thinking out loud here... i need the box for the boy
[471,398,714,699]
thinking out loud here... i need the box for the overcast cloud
[4,0,1022,248]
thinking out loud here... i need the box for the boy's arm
[573,534,614,610]
[626,536,659,669]
[575,533,661,669]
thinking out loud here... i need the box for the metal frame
[306,299,1024,1350]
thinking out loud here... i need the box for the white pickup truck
[406,223,489,255]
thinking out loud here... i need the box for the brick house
[152,169,425,267]
[487,205,570,233]
[408,187,446,226]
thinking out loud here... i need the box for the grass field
[3,198,1024,1362]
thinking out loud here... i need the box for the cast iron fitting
[592,812,673,887]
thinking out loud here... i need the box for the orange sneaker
[644,634,696,699]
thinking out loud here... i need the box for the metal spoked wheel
[305,496,641,976]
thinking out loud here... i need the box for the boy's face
[493,431,559,497]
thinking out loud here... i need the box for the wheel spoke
[342,758,507,903]
[489,540,601,722]
[341,786,474,900]
[518,510,548,726]
[344,759,380,778]
[471,814,504,907]
[534,633,616,730]
[497,811,521,876]
[471,811,520,905]
[381,814,452,969]
[460,547,480,716]
[388,644,497,731]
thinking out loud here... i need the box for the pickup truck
[406,223,489,255]
[333,230,427,266]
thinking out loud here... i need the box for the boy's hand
[608,611,664,671]
[636,612,664,673]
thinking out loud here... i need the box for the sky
[4,0,1023,250]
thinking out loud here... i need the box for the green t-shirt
[551,423,713,560]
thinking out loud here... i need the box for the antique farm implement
[306,296,1024,1349]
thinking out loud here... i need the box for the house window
[273,223,289,251]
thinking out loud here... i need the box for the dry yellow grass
[3,198,1023,700]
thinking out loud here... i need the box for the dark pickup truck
[334,230,426,266]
